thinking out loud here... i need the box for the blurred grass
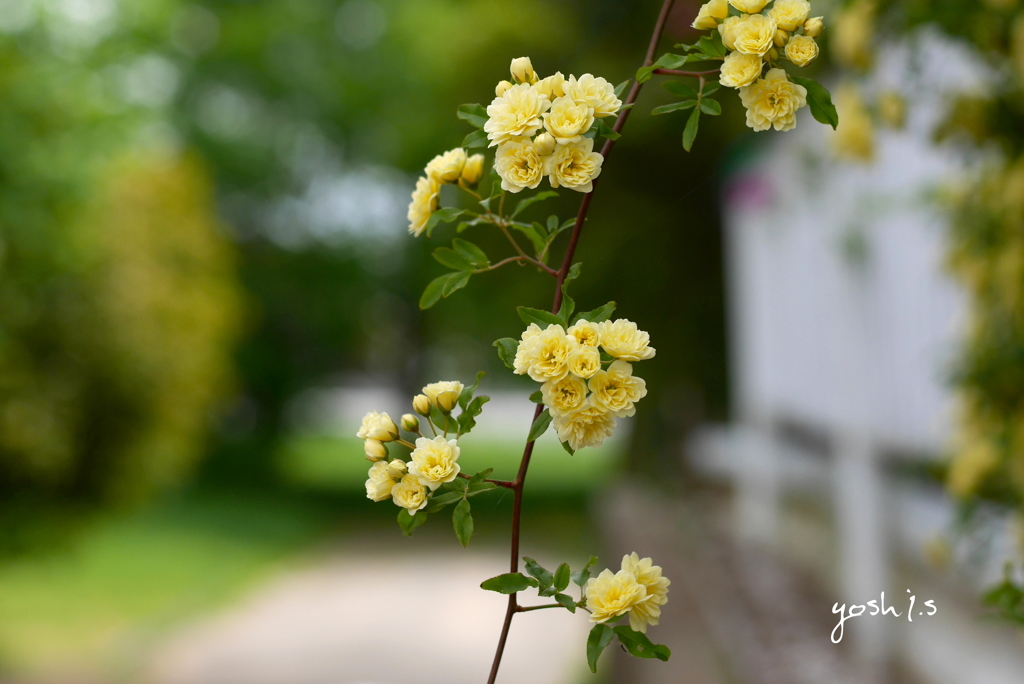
[0,435,618,677]
[276,432,623,494]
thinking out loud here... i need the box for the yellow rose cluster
[692,0,825,131]
[408,149,486,237]
[359,379,471,515]
[485,57,620,195]
[513,318,653,451]
[585,553,671,633]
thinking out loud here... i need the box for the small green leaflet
[682,107,700,152]
[553,563,571,591]
[527,409,552,442]
[652,100,697,116]
[571,556,598,587]
[522,556,553,588]
[613,626,671,661]
[573,301,615,324]
[790,76,839,129]
[587,624,615,672]
[462,129,488,149]
[457,103,488,128]
[493,337,518,369]
[397,508,428,535]
[453,499,473,547]
[452,239,488,268]
[511,191,558,219]
[425,207,465,237]
[480,573,539,594]
[517,306,563,327]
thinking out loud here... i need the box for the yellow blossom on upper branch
[408,435,461,490]
[739,68,808,132]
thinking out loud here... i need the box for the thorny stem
[485,1,678,682]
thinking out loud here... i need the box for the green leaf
[426,490,466,512]
[637,53,692,83]
[453,499,473,547]
[573,301,616,323]
[512,222,547,255]
[419,274,448,310]
[433,247,473,271]
[699,98,722,116]
[571,556,598,587]
[554,592,577,612]
[457,395,490,435]
[652,100,697,115]
[527,409,552,443]
[466,481,496,497]
[452,239,489,268]
[553,563,571,591]
[493,337,518,369]
[587,624,615,673]
[682,107,700,152]
[662,81,698,99]
[698,33,727,59]
[702,81,720,97]
[557,262,581,323]
[614,79,631,98]
[457,103,488,128]
[613,626,671,661]
[442,270,471,297]
[397,508,428,535]
[596,119,620,141]
[790,76,839,129]
[425,207,466,237]
[468,468,493,485]
[528,390,543,404]
[458,370,485,410]
[462,128,489,149]
[517,306,563,328]
[511,190,558,218]
[481,572,539,594]
[561,440,575,455]
[523,557,553,588]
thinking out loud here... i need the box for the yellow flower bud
[495,80,513,97]
[774,29,789,47]
[510,56,537,84]
[460,154,485,185]
[767,47,780,61]
[533,132,557,156]
[423,380,463,412]
[803,16,824,38]
[401,413,420,432]
[413,394,431,416]
[364,438,388,462]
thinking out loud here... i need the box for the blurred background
[1,0,1023,682]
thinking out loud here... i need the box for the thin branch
[496,223,558,276]
[653,68,721,77]
[516,603,566,612]
[456,473,516,489]
[486,1,678,682]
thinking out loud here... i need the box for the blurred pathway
[145,550,590,684]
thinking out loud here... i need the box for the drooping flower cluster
[693,0,824,131]
[485,57,620,194]
[408,148,486,236]
[585,553,671,633]
[358,380,469,515]
[513,318,653,451]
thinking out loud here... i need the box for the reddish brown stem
[485,1,678,682]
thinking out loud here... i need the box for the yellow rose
[484,83,550,147]
[364,438,388,461]
[495,80,513,97]
[719,52,763,89]
[543,95,595,145]
[739,68,807,132]
[422,380,464,412]
[412,393,431,415]
[459,153,485,185]
[552,400,617,451]
[510,56,537,84]
[541,373,588,415]
[535,72,565,99]
[620,553,670,633]
[769,0,811,32]
[785,35,819,67]
[692,0,729,30]
[773,29,789,48]
[533,132,557,157]
[567,320,601,347]
[731,13,777,56]
[728,0,768,12]
[400,413,420,432]
[407,175,439,237]
[424,147,466,183]
[515,324,573,382]
[585,568,647,624]
[588,360,647,418]
[718,16,741,50]
[567,344,601,379]
[563,74,621,118]
[365,460,406,502]
[391,474,428,514]
[494,139,544,193]
[804,16,824,38]
[832,84,875,162]
[408,435,461,490]
[547,138,604,193]
[513,323,544,375]
[598,319,656,361]
[357,410,399,441]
